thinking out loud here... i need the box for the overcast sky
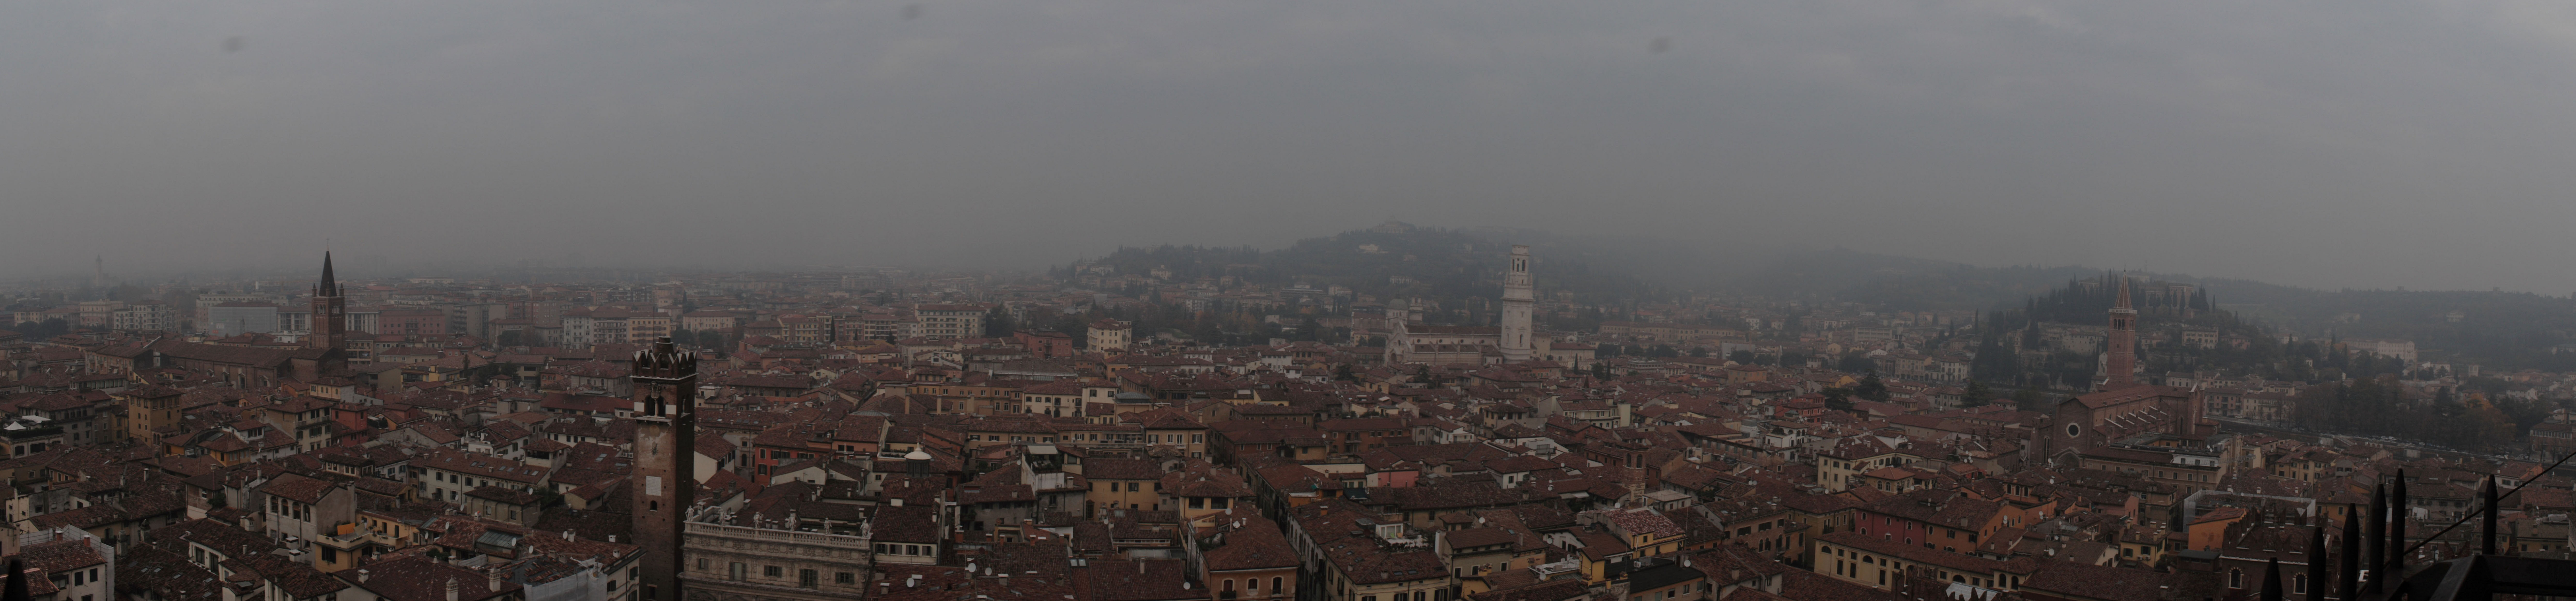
[7,1,2576,291]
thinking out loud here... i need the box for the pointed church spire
[319,251,337,297]
[2114,274,2133,310]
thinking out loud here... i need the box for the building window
[838,572,856,585]
[801,569,819,587]
[765,565,783,578]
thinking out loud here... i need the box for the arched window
[2293,574,2307,594]
[2228,569,2244,589]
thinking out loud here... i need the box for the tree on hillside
[14,319,68,340]
[1855,375,1890,402]
[2011,388,2048,412]
[1821,387,1856,412]
[1961,381,1995,407]
[984,306,1016,337]
[1838,352,1877,374]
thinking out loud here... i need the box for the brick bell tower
[2104,275,2138,391]
[308,252,349,377]
[630,336,698,601]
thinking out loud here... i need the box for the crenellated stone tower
[630,336,698,601]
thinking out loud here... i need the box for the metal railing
[2322,449,2576,601]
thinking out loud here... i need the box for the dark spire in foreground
[2,559,26,601]
[319,251,338,296]
[2365,482,2387,592]
[2390,470,2409,578]
[2340,504,2361,600]
[2482,475,2500,556]
[2262,557,2284,601]
[2308,522,2330,601]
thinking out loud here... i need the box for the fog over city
[24,3,2576,598]
[9,1,2576,290]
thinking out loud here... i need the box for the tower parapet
[633,337,699,386]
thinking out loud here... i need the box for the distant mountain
[1727,249,2576,368]
[1080,223,1661,320]
[1718,249,2093,311]
[1092,224,2576,368]
[2211,285,2576,366]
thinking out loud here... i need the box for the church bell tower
[1500,245,1535,362]
[309,252,349,377]
[2104,275,2138,390]
[630,336,698,601]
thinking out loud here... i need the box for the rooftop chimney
[445,578,459,601]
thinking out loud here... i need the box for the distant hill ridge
[1081,223,1657,311]
[1085,223,2576,368]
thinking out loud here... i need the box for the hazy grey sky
[8,1,2576,291]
